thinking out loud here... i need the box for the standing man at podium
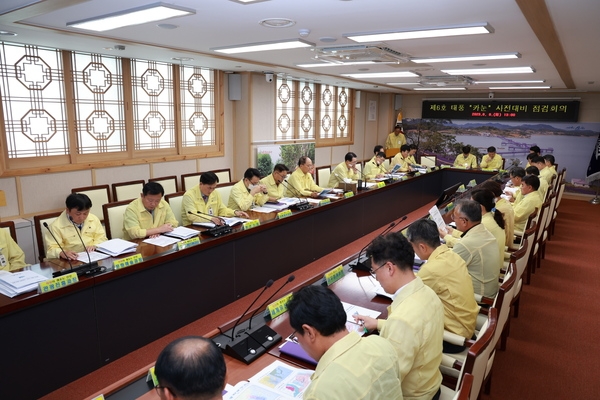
[385,125,406,150]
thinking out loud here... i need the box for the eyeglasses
[369,261,387,278]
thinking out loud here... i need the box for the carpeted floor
[481,198,600,399]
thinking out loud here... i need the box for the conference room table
[0,167,497,400]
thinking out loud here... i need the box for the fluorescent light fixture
[67,2,196,32]
[475,80,545,84]
[489,86,551,90]
[341,71,419,78]
[387,82,420,85]
[297,61,377,68]
[345,23,493,43]
[229,0,270,3]
[211,38,314,54]
[442,66,535,75]
[413,87,467,91]
[411,53,520,63]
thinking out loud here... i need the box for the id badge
[0,252,7,267]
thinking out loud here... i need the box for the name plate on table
[242,219,260,230]
[414,172,421,177]
[147,366,159,387]
[177,237,200,250]
[441,165,450,169]
[268,293,293,319]
[482,168,496,172]
[38,272,78,294]
[467,179,477,187]
[113,253,143,270]
[344,191,354,199]
[377,181,386,188]
[444,202,455,213]
[457,184,466,193]
[325,265,345,286]
[91,396,105,400]
[277,209,292,219]
[401,176,408,181]
[319,198,331,206]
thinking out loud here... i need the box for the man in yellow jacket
[0,228,27,271]
[123,182,178,240]
[385,125,406,150]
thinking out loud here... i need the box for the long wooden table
[0,168,494,400]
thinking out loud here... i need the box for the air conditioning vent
[419,75,474,87]
[313,45,411,64]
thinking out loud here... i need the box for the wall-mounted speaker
[394,94,402,110]
[228,74,242,101]
[354,91,361,109]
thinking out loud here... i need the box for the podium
[385,148,400,158]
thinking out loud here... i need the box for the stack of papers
[0,270,48,298]
[143,236,179,247]
[76,251,111,263]
[261,201,290,211]
[96,239,138,257]
[164,226,199,240]
[193,217,250,228]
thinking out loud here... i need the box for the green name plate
[319,198,331,206]
[445,202,455,213]
[467,179,477,187]
[268,293,293,319]
[113,253,143,270]
[277,209,292,219]
[325,265,345,286]
[377,181,386,188]
[441,164,450,169]
[343,191,354,198]
[457,184,466,192]
[38,272,78,294]
[242,219,260,230]
[177,236,200,250]
[91,396,105,400]
[414,172,421,177]
[481,168,495,172]
[147,366,159,387]
[401,175,409,181]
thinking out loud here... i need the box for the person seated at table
[385,125,406,150]
[260,163,289,202]
[525,166,549,200]
[439,200,500,298]
[453,146,478,169]
[525,152,537,168]
[504,167,525,203]
[154,336,226,400]
[390,144,413,173]
[470,189,506,266]
[512,175,542,232]
[328,152,361,188]
[0,227,27,271]
[123,182,178,240]
[182,172,248,226]
[480,146,503,169]
[353,232,443,400]
[369,145,384,164]
[406,219,479,353]
[45,193,108,260]
[530,156,556,185]
[481,180,515,248]
[407,144,420,167]
[288,285,403,400]
[364,151,387,179]
[228,168,269,211]
[544,154,557,171]
[285,156,324,198]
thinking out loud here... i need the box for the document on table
[429,204,446,230]
[0,270,48,298]
[76,251,110,263]
[96,239,138,257]
[223,359,313,400]
[143,236,180,247]
[163,226,199,240]
[193,216,251,228]
[341,301,381,322]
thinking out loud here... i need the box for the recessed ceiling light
[387,82,419,85]
[488,86,551,90]
[229,0,270,3]
[259,18,295,28]
[297,61,376,68]
[212,39,314,54]
[413,87,467,91]
[320,37,337,43]
[0,30,17,36]
[412,53,520,63]
[171,57,193,61]
[157,23,178,29]
[442,66,535,75]
[341,71,419,78]
[475,80,545,84]
[67,3,196,32]
[346,23,493,43]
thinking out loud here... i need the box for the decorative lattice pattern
[180,65,215,147]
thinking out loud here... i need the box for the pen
[353,312,369,333]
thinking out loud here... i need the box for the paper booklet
[163,226,199,240]
[223,359,313,400]
[193,216,251,228]
[95,238,138,257]
[0,270,47,298]
[76,251,111,263]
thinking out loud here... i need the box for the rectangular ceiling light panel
[346,23,493,43]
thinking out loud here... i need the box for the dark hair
[510,167,526,178]
[366,231,414,272]
[462,146,471,154]
[543,154,555,165]
[298,156,310,166]
[200,171,219,185]
[531,156,545,165]
[526,153,536,161]
[487,146,497,153]
[523,175,540,191]
[406,219,441,249]
[288,285,346,337]
[455,199,482,223]
[471,189,505,229]
[480,180,503,197]
[373,145,384,154]
[155,336,226,399]
[66,193,92,211]
[525,166,540,176]
[143,182,164,196]
[243,168,261,180]
[409,143,418,150]
[376,151,386,158]
[394,125,402,131]
[400,144,410,153]
[273,163,289,173]
[345,152,357,162]
[529,145,541,154]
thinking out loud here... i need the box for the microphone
[187,211,232,237]
[349,215,408,272]
[248,274,295,329]
[281,181,312,211]
[43,222,73,271]
[355,168,369,190]
[69,218,101,274]
[227,279,274,341]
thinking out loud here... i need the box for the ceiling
[0,0,599,94]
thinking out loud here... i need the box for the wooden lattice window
[179,65,216,148]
